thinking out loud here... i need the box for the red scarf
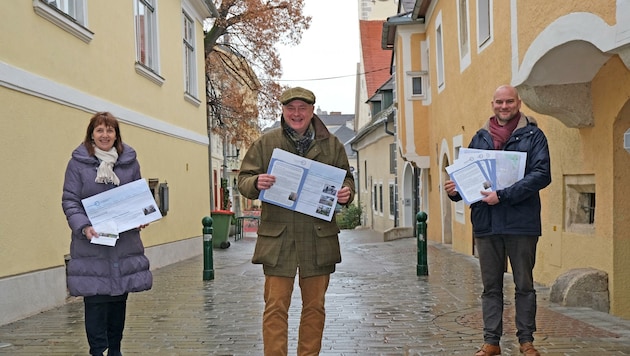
[489,112,520,149]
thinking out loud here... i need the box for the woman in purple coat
[62,112,152,356]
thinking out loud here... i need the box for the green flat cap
[279,87,316,105]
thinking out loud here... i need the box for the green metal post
[202,216,214,280]
[416,211,428,276]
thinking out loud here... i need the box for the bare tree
[204,0,311,146]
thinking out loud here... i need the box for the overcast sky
[277,0,360,115]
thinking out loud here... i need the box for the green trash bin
[210,210,234,248]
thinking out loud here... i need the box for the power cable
[263,66,390,82]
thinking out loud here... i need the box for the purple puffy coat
[62,143,152,297]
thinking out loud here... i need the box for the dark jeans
[475,235,538,345]
[83,294,128,356]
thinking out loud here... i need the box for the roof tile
[360,20,392,98]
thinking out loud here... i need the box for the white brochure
[446,158,494,205]
[459,148,527,190]
[447,148,527,205]
[259,148,347,221]
[81,179,162,246]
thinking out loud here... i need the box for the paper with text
[82,179,162,246]
[89,220,119,246]
[459,148,526,190]
[259,148,347,221]
[446,158,493,205]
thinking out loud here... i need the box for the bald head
[493,85,519,99]
[491,85,522,124]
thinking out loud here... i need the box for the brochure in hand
[446,148,526,205]
[259,148,347,221]
[81,178,162,246]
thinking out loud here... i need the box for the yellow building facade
[0,0,215,325]
[386,0,630,318]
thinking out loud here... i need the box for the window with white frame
[564,175,596,235]
[389,143,396,173]
[364,162,369,190]
[458,0,469,58]
[412,77,423,95]
[183,11,198,98]
[33,0,92,43]
[388,182,395,218]
[45,0,85,22]
[477,0,492,48]
[373,183,378,212]
[135,0,163,84]
[379,183,384,214]
[435,13,445,90]
[457,0,471,70]
[407,71,427,99]
[423,40,432,103]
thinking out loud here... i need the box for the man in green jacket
[238,87,355,356]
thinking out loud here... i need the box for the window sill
[135,63,165,86]
[33,0,93,43]
[566,223,595,235]
[184,92,201,107]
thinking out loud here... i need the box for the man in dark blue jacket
[445,85,551,356]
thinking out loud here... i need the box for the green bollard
[202,216,214,280]
[416,211,428,276]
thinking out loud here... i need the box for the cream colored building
[352,0,401,233]
[0,0,216,325]
[382,0,630,319]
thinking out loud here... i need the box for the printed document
[459,148,526,190]
[447,148,527,205]
[81,179,162,246]
[446,158,493,205]
[259,148,347,221]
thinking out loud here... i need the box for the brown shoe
[519,342,540,356]
[475,343,501,356]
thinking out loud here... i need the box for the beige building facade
[383,0,630,319]
[352,0,400,233]
[0,0,215,325]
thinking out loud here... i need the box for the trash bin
[210,210,234,248]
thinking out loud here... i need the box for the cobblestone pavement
[2,228,630,355]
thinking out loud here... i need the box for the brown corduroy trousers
[263,274,330,356]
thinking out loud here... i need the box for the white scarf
[94,146,120,186]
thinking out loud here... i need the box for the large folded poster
[259,148,346,221]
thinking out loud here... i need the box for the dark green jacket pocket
[313,223,341,266]
[252,222,287,266]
